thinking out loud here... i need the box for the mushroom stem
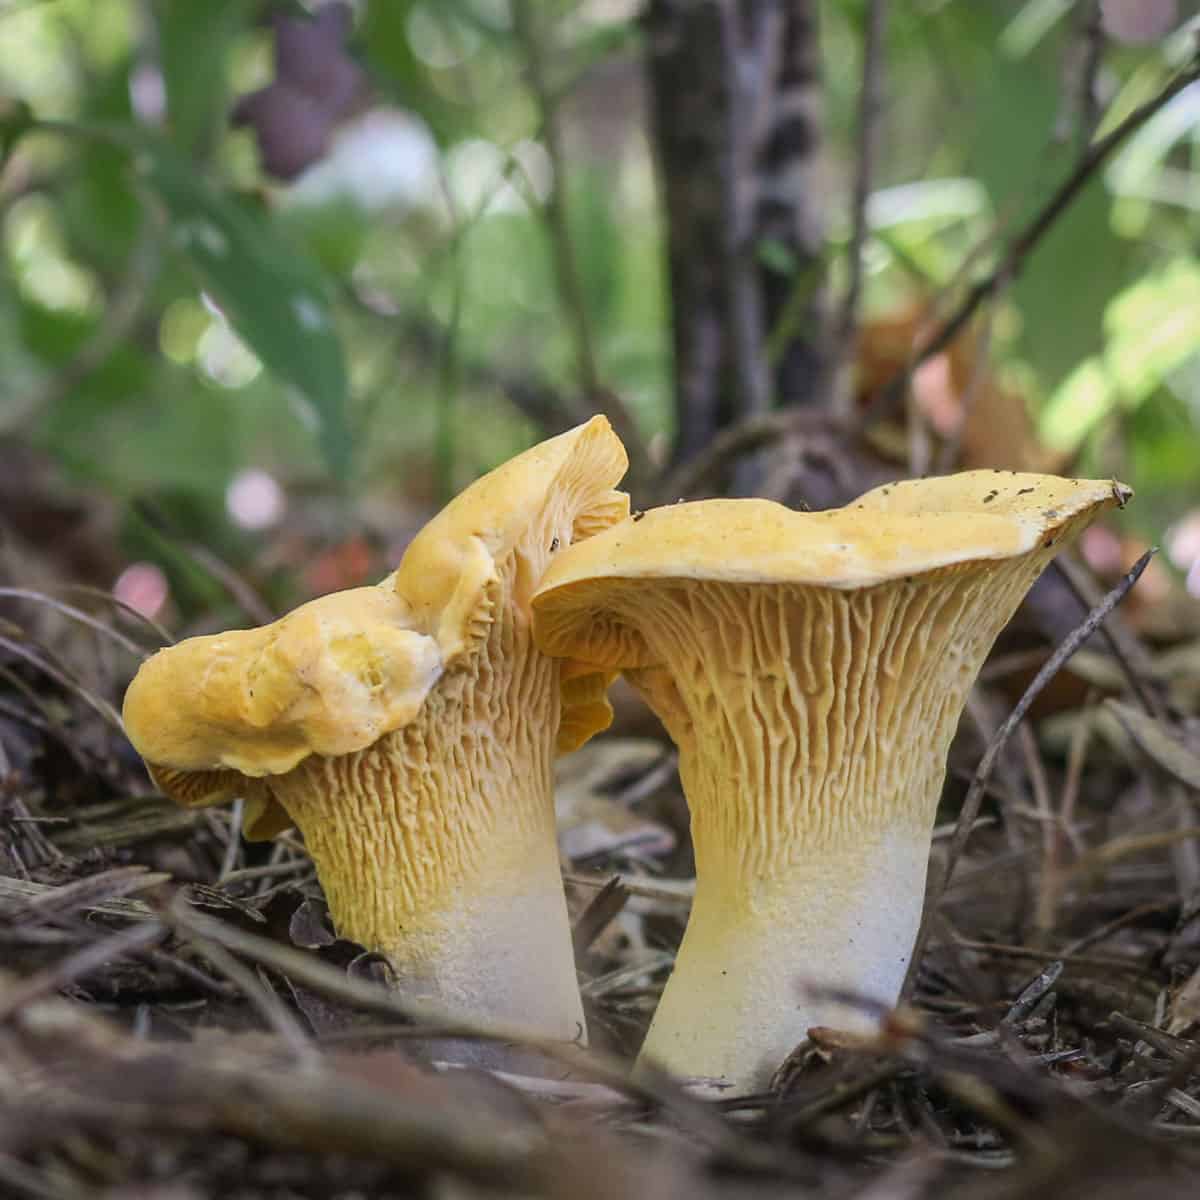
[642,829,930,1091]
[531,472,1128,1094]
[264,603,585,1040]
[628,555,1058,1092]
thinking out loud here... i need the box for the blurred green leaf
[156,0,249,153]
[570,167,621,330]
[1040,258,1200,450]
[279,198,370,279]
[1105,258,1200,399]
[116,132,352,481]
[360,0,464,144]
[0,96,34,165]
[59,62,143,271]
[953,4,1132,390]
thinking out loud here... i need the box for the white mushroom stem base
[266,640,587,1043]
[638,827,930,1093]
[377,839,586,1043]
[281,770,586,1041]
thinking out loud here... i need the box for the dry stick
[948,938,1145,975]
[184,543,276,627]
[1060,898,1175,958]
[163,898,743,1155]
[168,919,319,1070]
[1052,553,1163,718]
[3,988,551,1185]
[510,0,650,484]
[0,922,166,1021]
[901,549,1155,1003]
[1108,1012,1197,1065]
[657,407,805,502]
[1058,687,1097,858]
[1021,722,1061,941]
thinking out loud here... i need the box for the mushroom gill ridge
[267,551,560,950]
[581,562,1031,881]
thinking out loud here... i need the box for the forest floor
[3,571,1200,1200]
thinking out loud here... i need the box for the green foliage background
[2,0,1198,607]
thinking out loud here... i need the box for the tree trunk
[644,0,829,476]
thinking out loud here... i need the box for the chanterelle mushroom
[532,472,1130,1091]
[123,417,628,1039]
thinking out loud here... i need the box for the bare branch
[862,50,1200,427]
[901,548,1155,1002]
[511,0,651,481]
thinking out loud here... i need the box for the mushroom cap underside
[122,416,630,820]
[531,472,1130,668]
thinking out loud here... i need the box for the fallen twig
[903,549,1155,1001]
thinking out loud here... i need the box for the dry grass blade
[163,899,760,1158]
[0,631,125,732]
[0,875,155,922]
[1065,828,1200,892]
[1,866,170,924]
[0,587,150,658]
[565,870,695,904]
[0,1154,86,1200]
[571,875,631,957]
[167,918,319,1069]
[0,922,166,1020]
[58,582,176,645]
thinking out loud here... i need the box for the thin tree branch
[837,0,889,353]
[511,0,650,482]
[862,50,1200,427]
[901,548,1155,1004]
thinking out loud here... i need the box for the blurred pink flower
[226,468,286,531]
[1100,0,1178,44]
[113,563,169,620]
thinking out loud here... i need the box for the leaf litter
[3,575,1200,1199]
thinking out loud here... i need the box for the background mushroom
[532,472,1130,1091]
[123,417,628,1039]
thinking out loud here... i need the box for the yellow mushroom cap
[532,472,1132,668]
[123,416,629,832]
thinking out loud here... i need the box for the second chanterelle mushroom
[532,471,1130,1092]
[123,417,628,1040]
